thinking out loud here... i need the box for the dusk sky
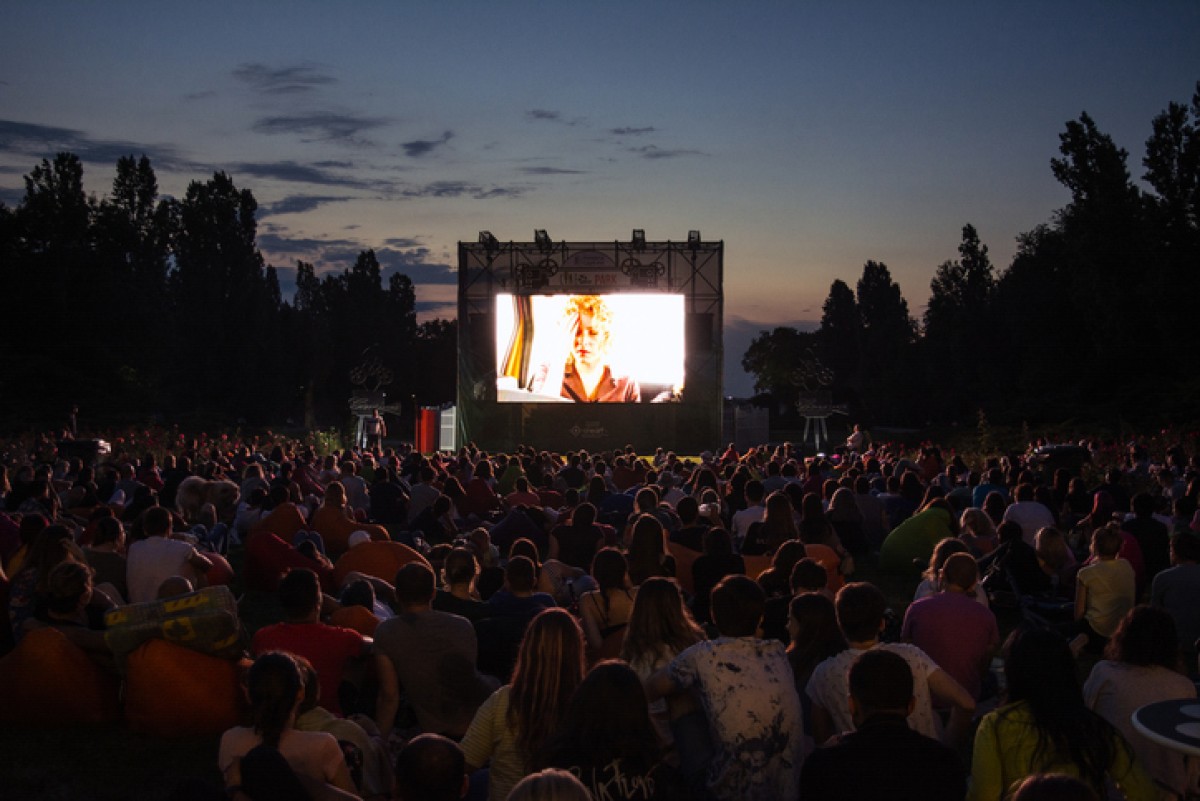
[2,2,1198,395]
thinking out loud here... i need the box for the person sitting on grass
[293,656,394,801]
[1074,523,1136,655]
[807,581,976,747]
[27,560,117,672]
[650,574,805,800]
[799,648,966,801]
[219,651,358,799]
[251,568,371,718]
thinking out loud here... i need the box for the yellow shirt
[968,701,1159,801]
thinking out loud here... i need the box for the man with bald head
[900,552,999,700]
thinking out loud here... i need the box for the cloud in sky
[526,109,583,126]
[415,299,457,316]
[252,112,391,143]
[519,166,586,175]
[610,126,657,136]
[260,194,354,216]
[629,145,704,160]
[402,131,454,158]
[231,160,384,190]
[401,181,526,200]
[233,62,336,95]
[0,118,188,171]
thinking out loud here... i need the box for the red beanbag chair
[124,639,251,736]
[206,552,235,587]
[244,531,334,593]
[0,627,120,725]
[332,540,429,586]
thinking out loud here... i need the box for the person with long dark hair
[626,514,676,587]
[579,548,635,659]
[460,608,586,801]
[538,660,686,800]
[689,528,744,626]
[967,627,1156,800]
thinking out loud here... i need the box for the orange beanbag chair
[0,627,120,725]
[333,541,429,586]
[124,639,251,736]
[244,531,335,593]
[329,605,381,636]
[251,503,307,544]
[801,543,846,593]
[741,554,772,581]
[311,506,388,558]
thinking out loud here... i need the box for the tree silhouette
[816,279,860,408]
[923,224,996,418]
[0,153,454,432]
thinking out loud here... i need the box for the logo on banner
[569,423,608,439]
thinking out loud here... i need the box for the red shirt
[252,622,365,716]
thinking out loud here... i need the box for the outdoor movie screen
[495,293,685,404]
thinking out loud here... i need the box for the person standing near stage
[363,409,386,450]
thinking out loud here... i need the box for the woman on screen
[528,295,640,403]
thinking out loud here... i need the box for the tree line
[744,82,1200,430]
[0,156,457,432]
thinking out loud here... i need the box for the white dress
[1083,660,1197,798]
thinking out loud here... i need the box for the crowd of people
[3,427,1200,800]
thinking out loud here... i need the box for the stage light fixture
[534,229,552,253]
[688,230,701,249]
[479,231,499,253]
[632,229,646,251]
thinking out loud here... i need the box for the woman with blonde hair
[528,294,640,403]
[960,507,999,556]
[461,608,586,801]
